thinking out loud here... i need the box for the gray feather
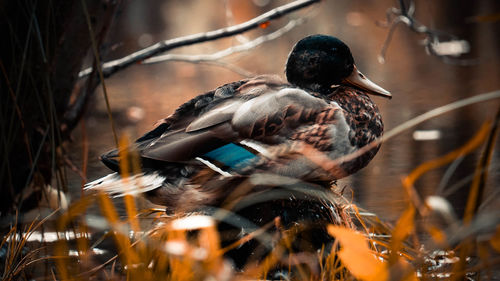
[186,99,244,132]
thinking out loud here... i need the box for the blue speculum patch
[202,143,257,170]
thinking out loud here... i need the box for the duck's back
[101,75,288,171]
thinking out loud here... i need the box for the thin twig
[378,0,477,65]
[437,154,465,195]
[61,0,120,137]
[17,127,50,212]
[315,90,500,174]
[143,18,305,66]
[78,0,320,79]
[80,0,119,147]
[187,60,255,77]
[0,60,33,166]
[142,18,306,77]
[62,154,87,182]
[80,120,89,197]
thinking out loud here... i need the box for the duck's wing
[101,75,288,170]
[140,87,330,165]
[100,75,347,178]
[138,74,286,138]
[138,79,251,142]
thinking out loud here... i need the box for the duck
[86,34,391,212]
[86,34,391,271]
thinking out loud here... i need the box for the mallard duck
[86,34,391,272]
[86,34,391,211]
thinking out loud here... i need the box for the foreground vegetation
[2,103,499,280]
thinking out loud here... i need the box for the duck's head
[286,34,391,99]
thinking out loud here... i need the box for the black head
[286,34,391,98]
[286,35,354,91]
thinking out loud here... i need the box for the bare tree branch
[142,18,306,76]
[193,60,255,77]
[223,0,250,44]
[78,0,320,79]
[377,0,477,65]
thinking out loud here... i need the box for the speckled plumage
[326,86,384,175]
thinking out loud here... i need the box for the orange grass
[2,109,500,280]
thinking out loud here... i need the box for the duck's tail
[83,170,233,212]
[84,172,166,198]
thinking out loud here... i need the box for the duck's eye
[331,47,338,53]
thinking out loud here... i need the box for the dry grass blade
[54,195,94,280]
[463,107,500,223]
[402,121,491,214]
[220,219,275,254]
[0,209,59,280]
[118,134,141,235]
[452,107,500,280]
[491,226,500,253]
[79,120,89,197]
[340,90,500,168]
[96,192,140,271]
[80,0,118,146]
[388,206,415,265]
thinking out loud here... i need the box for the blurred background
[68,0,500,223]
